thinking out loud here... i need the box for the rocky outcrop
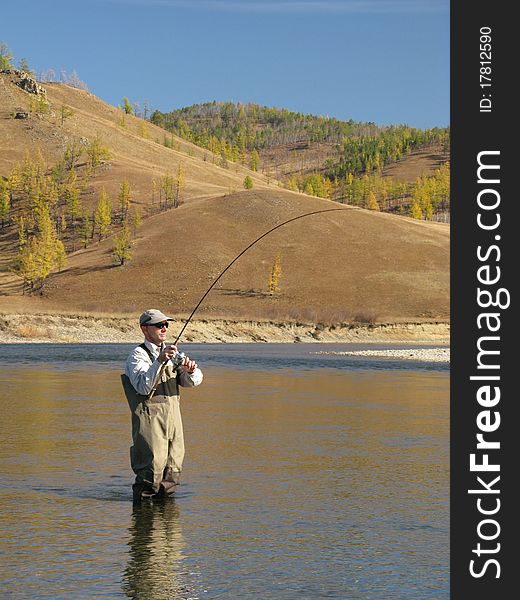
[1,69,47,97]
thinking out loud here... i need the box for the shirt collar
[144,339,163,356]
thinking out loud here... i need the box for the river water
[0,343,449,599]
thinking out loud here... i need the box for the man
[121,309,203,502]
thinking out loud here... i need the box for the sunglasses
[146,321,169,329]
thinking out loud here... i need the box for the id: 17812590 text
[480,26,492,113]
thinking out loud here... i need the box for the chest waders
[121,344,185,501]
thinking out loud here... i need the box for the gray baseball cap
[139,309,174,326]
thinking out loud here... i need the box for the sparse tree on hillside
[160,174,175,209]
[117,106,127,128]
[174,163,185,207]
[151,178,158,206]
[18,58,35,76]
[118,179,131,222]
[17,216,26,251]
[86,137,111,173]
[0,179,10,227]
[250,149,260,172]
[410,198,423,220]
[129,208,142,236]
[143,100,150,120]
[113,224,133,266]
[59,213,67,237]
[220,152,229,169]
[60,104,74,126]
[62,139,83,171]
[94,189,112,240]
[79,210,92,249]
[268,253,282,296]
[139,121,149,139]
[39,68,57,83]
[16,205,67,293]
[18,245,38,294]
[123,97,133,115]
[243,175,253,190]
[61,69,88,90]
[0,42,13,70]
[366,191,380,211]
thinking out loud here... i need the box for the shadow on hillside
[55,263,117,277]
[218,287,271,298]
[0,279,23,295]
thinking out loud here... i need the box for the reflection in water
[123,501,189,600]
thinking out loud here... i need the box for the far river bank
[0,313,449,348]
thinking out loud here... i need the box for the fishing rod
[146,206,350,398]
[173,206,350,345]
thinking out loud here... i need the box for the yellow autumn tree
[94,189,112,240]
[113,224,133,266]
[268,253,282,296]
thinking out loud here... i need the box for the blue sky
[2,0,449,128]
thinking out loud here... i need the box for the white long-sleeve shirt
[125,339,203,396]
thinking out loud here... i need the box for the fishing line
[174,207,350,344]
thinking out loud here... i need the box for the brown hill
[0,73,449,325]
[0,71,268,205]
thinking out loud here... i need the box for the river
[0,343,449,599]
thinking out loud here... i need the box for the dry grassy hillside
[30,189,448,323]
[0,73,449,325]
[0,72,268,205]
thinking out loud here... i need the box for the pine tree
[139,122,149,139]
[174,163,185,208]
[0,42,13,70]
[18,216,27,251]
[79,211,92,249]
[410,198,423,219]
[65,178,82,225]
[160,174,175,209]
[118,179,131,221]
[86,137,112,173]
[113,224,133,266]
[94,189,112,240]
[250,149,260,172]
[59,213,67,236]
[366,191,380,211]
[54,239,67,272]
[243,175,253,189]
[268,253,282,296]
[286,176,298,192]
[18,57,34,76]
[60,104,74,126]
[18,244,38,294]
[129,208,142,236]
[0,178,10,227]
[151,178,158,206]
[16,205,68,292]
[122,97,133,115]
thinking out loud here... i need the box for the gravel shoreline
[314,348,450,363]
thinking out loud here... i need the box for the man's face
[141,322,169,346]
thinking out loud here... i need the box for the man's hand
[181,356,198,373]
[158,344,178,364]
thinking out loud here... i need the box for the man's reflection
[123,501,191,599]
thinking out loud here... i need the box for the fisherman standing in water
[122,309,203,503]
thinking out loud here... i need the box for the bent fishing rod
[146,206,350,398]
[173,206,350,345]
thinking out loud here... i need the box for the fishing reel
[170,351,186,369]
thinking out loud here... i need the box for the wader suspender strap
[140,343,166,401]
